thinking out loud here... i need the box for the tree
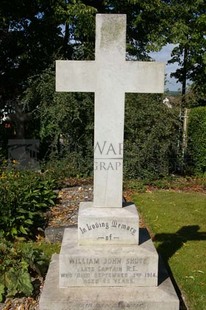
[168,0,206,97]
[0,0,63,105]
[23,67,94,162]
[0,0,65,140]
[0,0,174,112]
[0,0,192,174]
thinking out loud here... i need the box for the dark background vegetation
[0,0,206,177]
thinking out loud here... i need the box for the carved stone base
[59,227,157,287]
[39,228,179,310]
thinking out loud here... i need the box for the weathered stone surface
[56,14,165,209]
[45,226,66,243]
[39,254,179,310]
[45,226,76,243]
[59,228,158,287]
[78,202,139,245]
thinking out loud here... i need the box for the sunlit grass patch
[133,190,206,310]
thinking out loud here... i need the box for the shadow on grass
[154,225,206,310]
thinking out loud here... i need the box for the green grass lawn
[133,190,206,310]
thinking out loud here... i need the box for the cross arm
[56,60,96,92]
[124,61,165,93]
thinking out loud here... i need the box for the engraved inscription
[68,258,100,264]
[79,220,137,239]
[97,234,119,241]
[60,256,157,286]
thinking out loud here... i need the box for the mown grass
[133,190,206,310]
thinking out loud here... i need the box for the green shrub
[124,94,181,179]
[24,68,94,165]
[187,107,206,175]
[0,169,57,240]
[42,152,93,186]
[0,239,59,302]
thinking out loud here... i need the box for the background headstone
[8,139,39,170]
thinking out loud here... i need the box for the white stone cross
[56,14,164,208]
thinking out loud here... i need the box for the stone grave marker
[56,13,164,246]
[56,14,164,209]
[8,139,39,170]
[39,14,179,310]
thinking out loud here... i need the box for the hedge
[187,106,206,175]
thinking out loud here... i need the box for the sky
[149,44,182,92]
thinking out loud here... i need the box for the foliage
[124,93,181,179]
[0,0,62,105]
[23,68,94,163]
[22,67,94,174]
[0,169,57,240]
[1,0,205,178]
[0,239,60,302]
[133,190,206,310]
[24,74,182,179]
[186,107,206,175]
[125,176,206,192]
[0,0,168,111]
[185,84,206,108]
[0,0,152,111]
[42,153,93,187]
[1,0,196,114]
[0,0,96,138]
[167,0,206,95]
[148,176,206,191]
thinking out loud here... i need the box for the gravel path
[47,184,93,228]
